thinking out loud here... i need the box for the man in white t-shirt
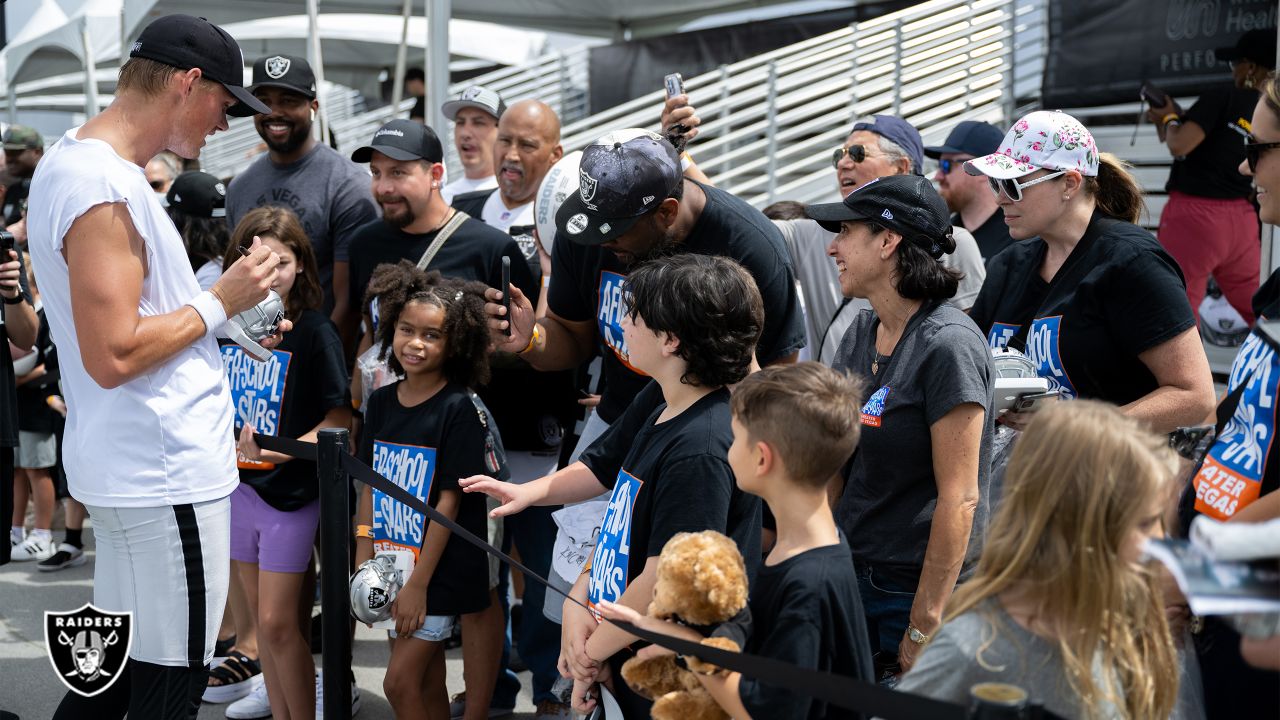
[27,15,287,719]
[440,85,505,204]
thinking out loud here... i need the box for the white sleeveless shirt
[28,128,236,507]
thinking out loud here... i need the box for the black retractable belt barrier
[256,432,1065,720]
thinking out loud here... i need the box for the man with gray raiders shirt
[226,54,378,350]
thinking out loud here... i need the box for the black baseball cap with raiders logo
[350,119,444,163]
[166,171,227,218]
[555,128,682,246]
[129,14,268,117]
[804,174,954,259]
[249,54,317,99]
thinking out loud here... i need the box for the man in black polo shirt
[491,128,805,427]
[926,120,1012,263]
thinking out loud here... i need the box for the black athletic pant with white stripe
[54,498,230,720]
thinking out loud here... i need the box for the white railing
[556,0,1046,208]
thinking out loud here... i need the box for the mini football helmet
[350,555,402,625]
[224,290,285,361]
[991,345,1039,379]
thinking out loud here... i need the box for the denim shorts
[388,613,456,642]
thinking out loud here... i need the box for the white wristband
[188,290,228,338]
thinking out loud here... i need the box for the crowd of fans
[2,19,1279,720]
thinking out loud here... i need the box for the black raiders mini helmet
[349,555,402,625]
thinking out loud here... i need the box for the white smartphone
[993,376,1050,413]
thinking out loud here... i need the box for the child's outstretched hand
[392,584,427,638]
[459,475,533,518]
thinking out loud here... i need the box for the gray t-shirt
[832,301,993,586]
[226,144,378,311]
[814,223,985,365]
[897,600,1126,719]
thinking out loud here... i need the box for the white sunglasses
[987,170,1066,202]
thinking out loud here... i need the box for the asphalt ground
[0,507,539,719]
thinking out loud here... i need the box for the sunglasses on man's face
[937,157,973,175]
[831,144,868,168]
[987,170,1066,202]
[1245,137,1280,174]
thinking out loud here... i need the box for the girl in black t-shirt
[221,207,352,715]
[353,262,503,720]
[965,110,1216,435]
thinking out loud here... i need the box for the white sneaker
[315,672,362,717]
[11,535,54,562]
[225,676,270,719]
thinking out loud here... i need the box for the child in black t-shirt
[601,362,875,720]
[222,207,353,714]
[353,262,503,720]
[461,253,765,716]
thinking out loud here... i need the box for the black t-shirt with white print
[358,381,492,615]
[1,249,33,448]
[222,309,350,511]
[548,181,806,424]
[968,212,1194,405]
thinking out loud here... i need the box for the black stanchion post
[317,428,352,720]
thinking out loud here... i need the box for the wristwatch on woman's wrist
[907,624,930,645]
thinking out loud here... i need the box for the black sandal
[202,650,262,703]
[214,635,236,657]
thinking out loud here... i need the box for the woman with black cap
[1147,28,1275,326]
[167,170,231,291]
[805,174,994,680]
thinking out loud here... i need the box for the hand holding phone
[663,73,691,151]
[1011,388,1062,414]
[501,256,512,337]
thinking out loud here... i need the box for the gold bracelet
[355,524,374,539]
[518,323,541,355]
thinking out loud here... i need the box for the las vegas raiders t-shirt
[549,181,805,424]
[583,387,762,614]
[969,212,1194,405]
[358,381,492,615]
[222,310,350,511]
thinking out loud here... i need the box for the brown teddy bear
[619,530,749,720]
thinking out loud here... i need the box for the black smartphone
[0,230,13,256]
[1140,82,1169,108]
[501,256,511,337]
[664,72,689,151]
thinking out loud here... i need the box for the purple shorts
[230,484,319,573]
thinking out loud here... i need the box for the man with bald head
[450,98,574,720]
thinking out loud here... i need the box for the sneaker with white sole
[449,691,515,719]
[11,535,54,562]
[315,672,362,717]
[224,676,270,719]
[37,544,87,572]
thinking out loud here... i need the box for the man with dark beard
[226,54,377,348]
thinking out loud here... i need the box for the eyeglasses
[1245,138,1280,173]
[987,170,1066,202]
[937,157,973,175]
[831,144,867,168]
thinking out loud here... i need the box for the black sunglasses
[831,144,868,168]
[1245,139,1280,173]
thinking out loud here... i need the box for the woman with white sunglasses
[965,110,1215,434]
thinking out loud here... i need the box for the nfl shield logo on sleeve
[44,604,133,697]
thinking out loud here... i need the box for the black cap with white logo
[350,119,444,163]
[250,54,317,99]
[166,171,227,219]
[129,14,268,118]
[555,129,683,246]
[804,174,953,259]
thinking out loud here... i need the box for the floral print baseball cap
[964,110,1099,179]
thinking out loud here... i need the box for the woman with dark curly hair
[353,261,505,720]
[461,253,765,717]
[805,173,994,680]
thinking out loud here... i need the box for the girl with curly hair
[354,261,503,720]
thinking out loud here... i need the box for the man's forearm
[3,299,38,350]
[83,304,213,389]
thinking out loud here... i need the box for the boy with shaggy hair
[601,361,874,720]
